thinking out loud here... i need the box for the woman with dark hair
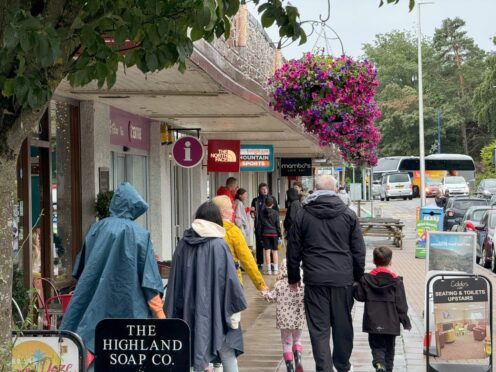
[164,201,247,372]
[234,188,250,241]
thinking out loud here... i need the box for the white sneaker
[213,363,223,372]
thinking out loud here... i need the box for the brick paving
[238,199,495,371]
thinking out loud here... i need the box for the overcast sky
[248,0,495,60]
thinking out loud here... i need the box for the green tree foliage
[473,53,496,137]
[477,140,496,184]
[363,31,440,156]
[362,31,419,94]
[364,20,491,160]
[431,17,486,156]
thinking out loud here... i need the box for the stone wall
[211,12,277,92]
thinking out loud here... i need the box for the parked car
[489,194,496,207]
[439,176,470,197]
[372,180,382,199]
[425,181,441,197]
[477,178,496,197]
[379,172,413,201]
[475,209,496,271]
[443,197,488,231]
[455,205,492,232]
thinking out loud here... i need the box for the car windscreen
[453,200,487,211]
[445,177,465,184]
[482,179,496,187]
[375,158,400,172]
[490,213,496,229]
[472,210,487,222]
[388,174,409,183]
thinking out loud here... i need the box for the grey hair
[315,175,337,191]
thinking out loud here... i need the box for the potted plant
[95,190,114,220]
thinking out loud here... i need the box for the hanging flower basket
[268,53,381,166]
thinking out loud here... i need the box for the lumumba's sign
[95,319,190,371]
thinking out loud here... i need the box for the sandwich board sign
[426,274,492,372]
[95,318,190,371]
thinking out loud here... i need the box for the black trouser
[368,333,396,372]
[304,284,354,372]
[255,233,264,265]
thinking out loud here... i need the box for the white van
[380,172,413,201]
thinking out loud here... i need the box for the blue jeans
[203,343,239,372]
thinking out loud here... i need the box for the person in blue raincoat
[61,182,165,356]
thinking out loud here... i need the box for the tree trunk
[0,160,17,369]
[461,122,469,155]
[0,107,46,368]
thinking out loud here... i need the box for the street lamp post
[417,1,433,207]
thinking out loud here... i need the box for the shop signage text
[280,158,312,176]
[95,319,190,371]
[240,145,273,172]
[433,277,488,304]
[110,106,150,151]
[172,136,204,168]
[12,330,85,371]
[207,140,240,172]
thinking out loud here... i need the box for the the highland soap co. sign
[95,319,190,371]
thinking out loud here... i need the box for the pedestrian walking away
[284,187,302,237]
[164,201,247,372]
[354,246,411,372]
[217,177,238,222]
[287,175,365,372]
[234,188,251,243]
[60,182,164,369]
[262,259,305,372]
[337,186,352,207]
[251,183,279,268]
[285,181,303,208]
[213,195,268,291]
[259,196,282,275]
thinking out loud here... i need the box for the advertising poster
[12,332,84,371]
[415,220,438,258]
[432,277,491,363]
[427,232,475,274]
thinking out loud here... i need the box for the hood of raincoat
[287,188,299,203]
[60,182,163,353]
[109,182,148,220]
[192,219,225,238]
[363,271,400,293]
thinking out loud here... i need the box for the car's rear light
[465,221,476,232]
[447,209,455,217]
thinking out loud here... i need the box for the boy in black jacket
[354,246,411,372]
[260,196,281,275]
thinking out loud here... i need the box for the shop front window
[50,101,76,283]
[112,152,149,228]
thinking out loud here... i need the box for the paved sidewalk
[238,200,427,371]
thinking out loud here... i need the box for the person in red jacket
[217,177,238,221]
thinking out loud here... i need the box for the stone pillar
[79,101,111,233]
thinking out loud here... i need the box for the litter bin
[415,205,444,258]
[419,205,444,232]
